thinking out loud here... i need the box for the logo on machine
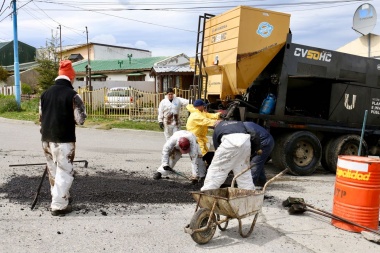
[294,48,332,62]
[211,32,227,43]
[256,22,273,38]
[344,94,356,110]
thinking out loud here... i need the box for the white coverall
[157,130,206,178]
[42,142,75,210]
[158,95,189,140]
[201,133,254,191]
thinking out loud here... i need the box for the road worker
[186,99,221,156]
[158,88,189,140]
[201,121,261,191]
[153,130,206,183]
[243,121,274,187]
[39,60,87,216]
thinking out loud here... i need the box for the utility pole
[12,0,21,107]
[57,24,62,60]
[86,26,92,91]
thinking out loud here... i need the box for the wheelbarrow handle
[262,168,289,192]
[231,162,257,188]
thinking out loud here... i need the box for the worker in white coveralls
[39,60,87,216]
[153,130,206,183]
[158,88,189,140]
[201,121,262,191]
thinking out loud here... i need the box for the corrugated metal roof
[151,65,193,73]
[3,61,38,71]
[73,56,167,73]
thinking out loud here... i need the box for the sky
[0,0,379,58]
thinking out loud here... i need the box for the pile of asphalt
[0,170,201,210]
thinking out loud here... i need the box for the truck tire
[272,131,322,176]
[325,135,368,173]
[321,139,334,171]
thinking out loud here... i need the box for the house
[59,42,152,62]
[0,41,36,66]
[71,54,195,93]
[336,33,380,59]
[150,53,194,92]
[72,56,167,92]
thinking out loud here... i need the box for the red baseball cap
[178,137,190,154]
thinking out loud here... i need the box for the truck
[192,6,380,176]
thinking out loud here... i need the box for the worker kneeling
[201,121,261,191]
[153,130,206,183]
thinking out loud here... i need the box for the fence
[78,87,191,123]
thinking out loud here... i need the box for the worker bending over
[243,121,274,187]
[201,121,262,191]
[153,130,206,183]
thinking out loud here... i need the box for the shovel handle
[31,166,48,210]
[306,204,380,235]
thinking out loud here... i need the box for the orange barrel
[332,155,380,232]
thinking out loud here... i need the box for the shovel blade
[282,197,305,207]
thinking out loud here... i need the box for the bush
[0,95,20,113]
[21,83,33,95]
[22,97,39,113]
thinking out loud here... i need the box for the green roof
[73,56,167,73]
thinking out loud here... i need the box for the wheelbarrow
[184,167,289,244]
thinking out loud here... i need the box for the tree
[0,66,8,82]
[35,32,59,91]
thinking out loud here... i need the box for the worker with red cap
[153,130,206,183]
[39,60,87,216]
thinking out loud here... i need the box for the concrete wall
[105,71,154,82]
[61,44,152,61]
[337,33,380,59]
[93,45,151,60]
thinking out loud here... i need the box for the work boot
[153,172,162,180]
[51,204,72,217]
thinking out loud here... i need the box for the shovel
[284,197,380,243]
[166,167,191,180]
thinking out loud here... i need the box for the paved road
[0,117,379,252]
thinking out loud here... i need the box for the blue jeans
[250,135,274,186]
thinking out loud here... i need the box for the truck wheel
[272,131,322,176]
[321,139,334,171]
[325,135,368,173]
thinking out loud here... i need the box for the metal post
[358,110,368,156]
[58,24,62,60]
[86,26,92,91]
[368,33,371,58]
[12,0,21,107]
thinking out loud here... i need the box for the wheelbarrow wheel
[189,208,216,244]
[216,214,229,231]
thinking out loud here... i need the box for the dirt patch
[0,171,201,208]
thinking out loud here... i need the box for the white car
[104,87,135,110]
